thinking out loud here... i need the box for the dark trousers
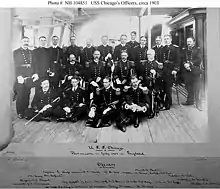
[123,109,147,125]
[53,105,88,119]
[89,107,120,126]
[49,74,60,90]
[101,108,119,124]
[24,107,54,121]
[163,75,173,107]
[185,74,201,105]
[14,81,32,115]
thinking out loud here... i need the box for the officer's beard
[148,57,154,61]
[22,44,28,50]
[94,57,99,62]
[42,86,49,93]
[70,60,75,64]
[122,58,127,62]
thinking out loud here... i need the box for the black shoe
[148,113,155,119]
[56,118,67,122]
[86,118,93,126]
[134,118,139,128]
[41,117,51,122]
[71,117,78,123]
[119,126,126,132]
[17,114,24,119]
[102,121,111,127]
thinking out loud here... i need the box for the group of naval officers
[13,31,203,132]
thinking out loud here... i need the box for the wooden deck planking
[97,126,114,143]
[140,119,153,143]
[172,106,206,142]
[10,87,208,144]
[165,107,195,143]
[111,124,130,143]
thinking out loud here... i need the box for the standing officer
[65,35,81,65]
[181,37,202,110]
[153,36,164,63]
[81,38,96,67]
[134,36,148,72]
[162,34,180,110]
[126,31,140,61]
[113,34,131,61]
[32,36,50,91]
[13,36,34,118]
[48,35,64,89]
[97,35,113,76]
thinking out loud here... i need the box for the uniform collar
[52,45,58,48]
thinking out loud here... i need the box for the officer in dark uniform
[80,38,96,67]
[181,37,202,110]
[32,36,50,91]
[54,75,88,122]
[87,50,107,96]
[153,36,164,63]
[13,36,34,118]
[122,75,150,128]
[60,53,83,91]
[113,34,131,61]
[86,76,123,129]
[97,35,113,76]
[137,49,157,88]
[126,31,139,61]
[137,49,164,115]
[65,35,81,65]
[24,78,60,122]
[48,35,64,89]
[112,51,133,89]
[134,36,148,72]
[162,34,180,110]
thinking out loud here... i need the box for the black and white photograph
[11,7,208,143]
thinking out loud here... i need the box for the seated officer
[112,51,133,89]
[60,53,83,91]
[24,78,60,122]
[86,76,122,129]
[54,75,88,122]
[122,75,150,128]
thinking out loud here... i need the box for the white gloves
[88,107,96,118]
[63,107,71,113]
[68,76,73,80]
[91,81,99,87]
[105,53,112,61]
[39,104,52,113]
[150,69,156,76]
[32,74,39,82]
[184,63,191,70]
[116,78,121,85]
[96,77,101,83]
[17,76,24,84]
[172,70,177,76]
[103,107,111,115]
